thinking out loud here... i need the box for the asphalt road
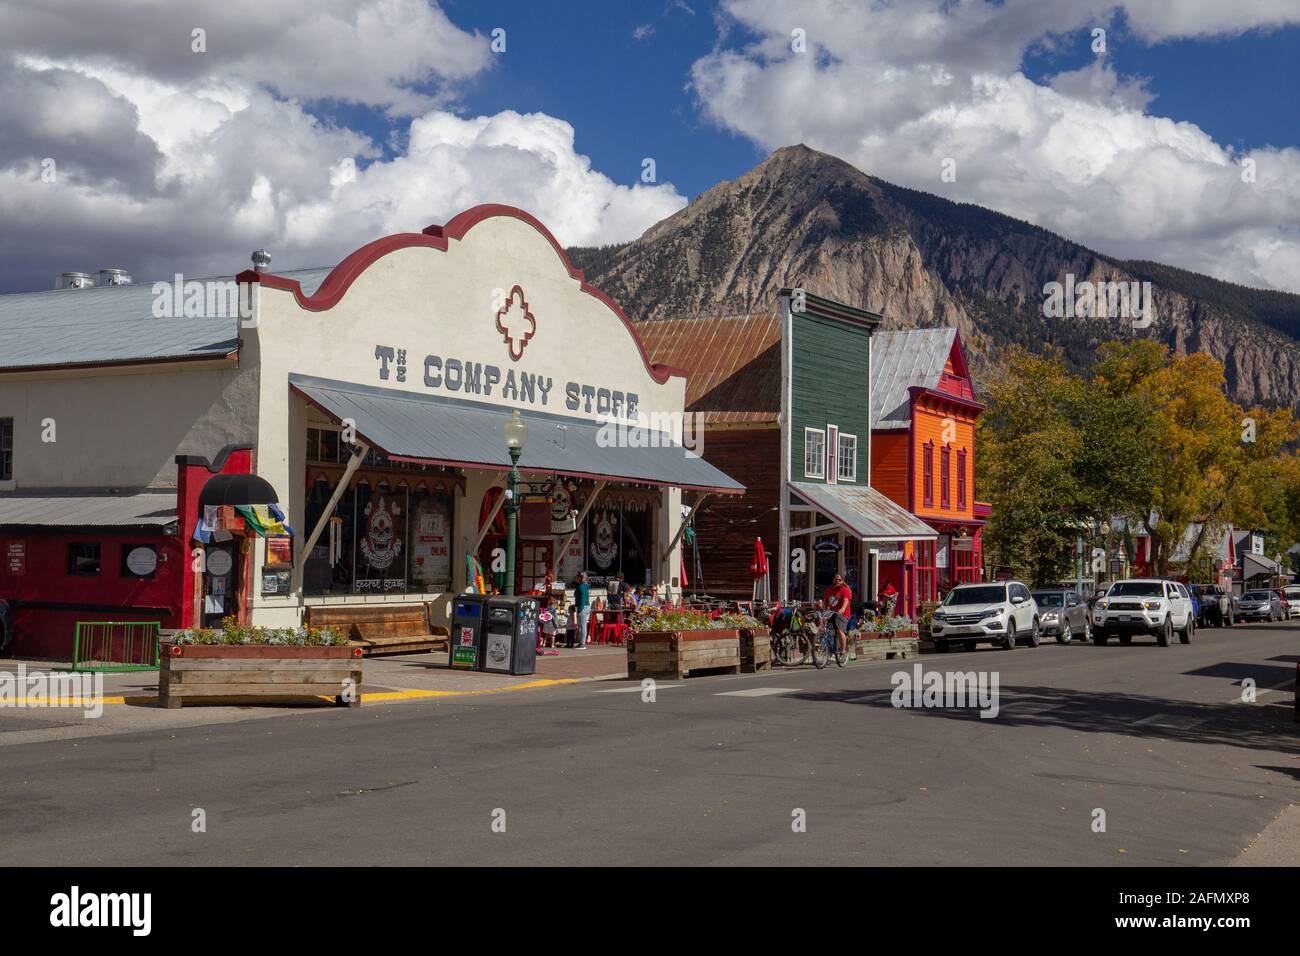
[1,621,1296,866]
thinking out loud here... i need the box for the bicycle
[767,605,810,667]
[805,608,850,669]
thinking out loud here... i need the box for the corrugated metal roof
[870,328,957,429]
[789,481,938,541]
[0,492,176,528]
[638,314,781,424]
[0,267,331,371]
[291,374,744,494]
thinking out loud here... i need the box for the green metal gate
[70,621,161,672]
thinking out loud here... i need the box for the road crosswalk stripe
[593,683,684,693]
[714,687,800,697]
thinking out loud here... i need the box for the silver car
[1031,589,1091,644]
[1237,589,1284,622]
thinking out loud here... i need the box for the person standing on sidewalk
[573,571,592,648]
[821,573,853,657]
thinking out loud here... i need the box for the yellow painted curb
[5,677,578,708]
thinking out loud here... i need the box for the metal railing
[70,621,161,672]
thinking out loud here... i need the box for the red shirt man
[822,574,853,653]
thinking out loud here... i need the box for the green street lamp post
[501,410,529,597]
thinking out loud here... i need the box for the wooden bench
[304,604,450,657]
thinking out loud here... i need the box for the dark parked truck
[1190,584,1234,627]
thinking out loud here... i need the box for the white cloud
[0,1,686,290]
[690,0,1300,292]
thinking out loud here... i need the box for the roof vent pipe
[98,268,132,286]
[251,249,271,273]
[56,271,94,290]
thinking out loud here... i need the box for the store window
[0,417,12,480]
[584,500,653,587]
[957,449,967,510]
[941,446,951,509]
[68,542,101,575]
[922,443,934,507]
[837,434,857,482]
[804,428,825,479]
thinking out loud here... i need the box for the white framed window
[837,433,857,482]
[804,428,825,478]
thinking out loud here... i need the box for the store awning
[0,492,176,531]
[290,374,744,494]
[788,481,938,542]
[1243,552,1283,579]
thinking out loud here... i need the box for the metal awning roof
[291,375,744,494]
[0,492,177,530]
[788,481,938,542]
[1243,552,1284,578]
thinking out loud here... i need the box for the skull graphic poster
[588,510,619,572]
[354,490,406,592]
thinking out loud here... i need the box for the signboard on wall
[6,540,25,575]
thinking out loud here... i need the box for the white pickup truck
[1091,578,1194,646]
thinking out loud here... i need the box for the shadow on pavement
[789,683,1300,757]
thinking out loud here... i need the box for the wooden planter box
[852,631,919,662]
[628,630,741,679]
[738,627,772,673]
[159,642,364,709]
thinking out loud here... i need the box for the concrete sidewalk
[0,645,629,746]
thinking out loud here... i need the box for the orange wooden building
[870,329,987,616]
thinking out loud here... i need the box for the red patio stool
[600,620,630,646]
[588,613,603,645]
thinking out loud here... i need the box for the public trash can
[450,594,488,670]
[483,596,539,675]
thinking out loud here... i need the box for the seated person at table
[624,587,640,611]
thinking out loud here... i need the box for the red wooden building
[869,328,988,616]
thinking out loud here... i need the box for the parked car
[1190,584,1234,628]
[1284,585,1300,619]
[1237,589,1284,622]
[1030,589,1091,644]
[1091,578,1195,646]
[930,581,1040,652]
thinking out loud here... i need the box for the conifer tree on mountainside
[568,145,1300,409]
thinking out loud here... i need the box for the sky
[1,0,1298,294]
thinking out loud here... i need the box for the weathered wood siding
[691,427,781,597]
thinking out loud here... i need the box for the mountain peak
[567,146,1300,410]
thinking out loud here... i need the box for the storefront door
[517,541,552,594]
[202,543,241,628]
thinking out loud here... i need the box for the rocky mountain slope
[568,145,1300,407]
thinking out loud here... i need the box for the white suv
[930,581,1040,652]
[1091,578,1194,646]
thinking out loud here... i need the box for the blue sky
[328,1,1300,203]
[3,0,1299,292]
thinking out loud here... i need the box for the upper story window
[67,542,102,576]
[922,442,934,507]
[940,446,951,509]
[804,428,826,479]
[837,434,857,482]
[957,448,967,510]
[0,417,12,481]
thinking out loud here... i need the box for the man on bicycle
[821,573,853,657]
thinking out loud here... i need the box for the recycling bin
[449,594,488,670]
[483,595,539,675]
